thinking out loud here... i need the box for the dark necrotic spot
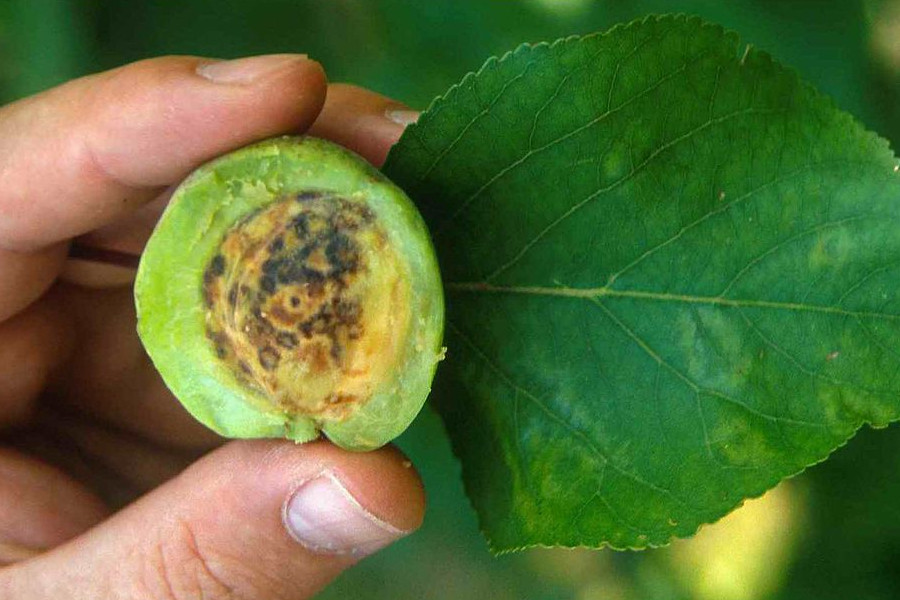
[273,262,298,285]
[268,237,284,253]
[275,331,298,349]
[291,214,310,237]
[209,254,226,276]
[301,267,326,285]
[333,299,360,324]
[307,304,335,332]
[325,233,359,275]
[202,256,226,289]
[260,275,276,294]
[239,360,253,375]
[355,204,375,223]
[306,281,325,299]
[335,215,360,231]
[262,258,282,277]
[292,243,315,262]
[207,330,231,359]
[251,309,276,336]
[202,285,215,308]
[290,296,300,307]
[296,191,324,203]
[228,286,238,307]
[258,346,280,371]
[334,201,376,231]
[276,261,322,286]
[269,304,293,323]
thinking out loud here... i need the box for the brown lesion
[201,191,408,421]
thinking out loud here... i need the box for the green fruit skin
[134,136,444,451]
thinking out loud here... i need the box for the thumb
[2,440,425,599]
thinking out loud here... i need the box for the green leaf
[383,14,900,551]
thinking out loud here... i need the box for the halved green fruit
[135,136,444,451]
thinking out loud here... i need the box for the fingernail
[283,471,407,557]
[197,54,309,85]
[385,108,420,127]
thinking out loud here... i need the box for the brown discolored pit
[202,191,410,420]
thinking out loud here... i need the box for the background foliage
[3,1,899,598]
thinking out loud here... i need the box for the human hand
[0,55,425,599]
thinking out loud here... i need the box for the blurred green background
[3,1,900,598]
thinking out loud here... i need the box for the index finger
[0,54,327,253]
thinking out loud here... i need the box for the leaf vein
[607,162,848,288]
[718,214,872,297]
[447,281,900,322]
[419,61,534,182]
[435,48,715,237]
[835,260,900,307]
[446,319,694,511]
[736,308,896,399]
[485,107,786,282]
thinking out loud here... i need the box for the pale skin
[0,55,426,599]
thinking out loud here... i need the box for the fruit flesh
[135,136,444,451]
[202,192,411,420]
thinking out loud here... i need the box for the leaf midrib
[446,282,900,321]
